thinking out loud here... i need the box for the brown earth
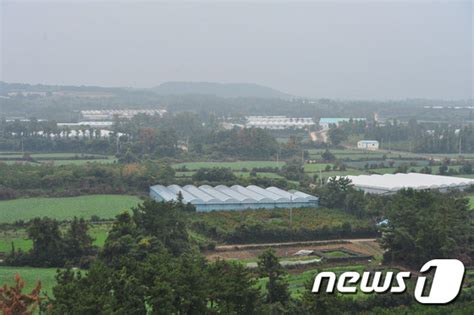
[205,239,382,262]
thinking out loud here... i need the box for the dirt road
[215,238,377,251]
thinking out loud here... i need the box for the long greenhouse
[150,184,319,211]
[343,173,474,195]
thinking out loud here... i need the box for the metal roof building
[246,116,315,130]
[343,173,474,195]
[319,118,366,129]
[150,184,319,211]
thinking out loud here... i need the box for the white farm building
[246,116,315,130]
[357,140,379,151]
[81,109,167,120]
[150,184,319,211]
[343,173,474,195]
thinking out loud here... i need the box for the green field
[323,250,352,258]
[45,159,117,165]
[0,229,32,252]
[0,195,141,223]
[0,223,110,253]
[303,163,332,172]
[0,152,117,165]
[0,266,58,296]
[469,196,474,209]
[89,224,110,247]
[173,161,285,171]
[175,170,285,179]
[307,149,424,161]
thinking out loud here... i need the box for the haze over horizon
[1,1,472,100]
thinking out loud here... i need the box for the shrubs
[192,167,236,182]
[190,219,378,244]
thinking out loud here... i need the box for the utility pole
[459,131,462,155]
[289,195,293,228]
[319,167,322,186]
[116,135,120,155]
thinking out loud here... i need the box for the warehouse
[149,184,319,211]
[246,116,315,129]
[319,118,366,129]
[343,173,474,195]
[357,140,379,151]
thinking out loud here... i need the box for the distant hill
[153,82,291,99]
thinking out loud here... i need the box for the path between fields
[215,238,377,251]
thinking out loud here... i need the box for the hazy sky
[1,0,472,99]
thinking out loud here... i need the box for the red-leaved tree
[0,274,48,315]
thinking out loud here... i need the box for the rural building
[149,184,319,211]
[343,173,474,195]
[57,121,114,128]
[319,118,366,129]
[81,109,167,120]
[357,140,379,150]
[246,116,315,130]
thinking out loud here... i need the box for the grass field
[323,250,352,258]
[303,163,333,172]
[0,266,58,296]
[173,161,285,171]
[45,159,117,165]
[0,152,117,165]
[469,196,474,209]
[89,224,110,247]
[0,195,141,223]
[0,229,32,252]
[307,149,424,160]
[175,170,285,179]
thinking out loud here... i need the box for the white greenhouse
[150,184,319,211]
[343,173,474,195]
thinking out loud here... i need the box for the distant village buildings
[245,116,315,130]
[80,109,167,120]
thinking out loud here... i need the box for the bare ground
[205,239,382,262]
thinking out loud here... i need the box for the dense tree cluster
[50,200,264,314]
[381,189,474,268]
[0,161,175,200]
[362,119,474,153]
[6,217,95,268]
[203,128,279,159]
[316,177,366,218]
[327,127,348,146]
[192,167,236,182]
